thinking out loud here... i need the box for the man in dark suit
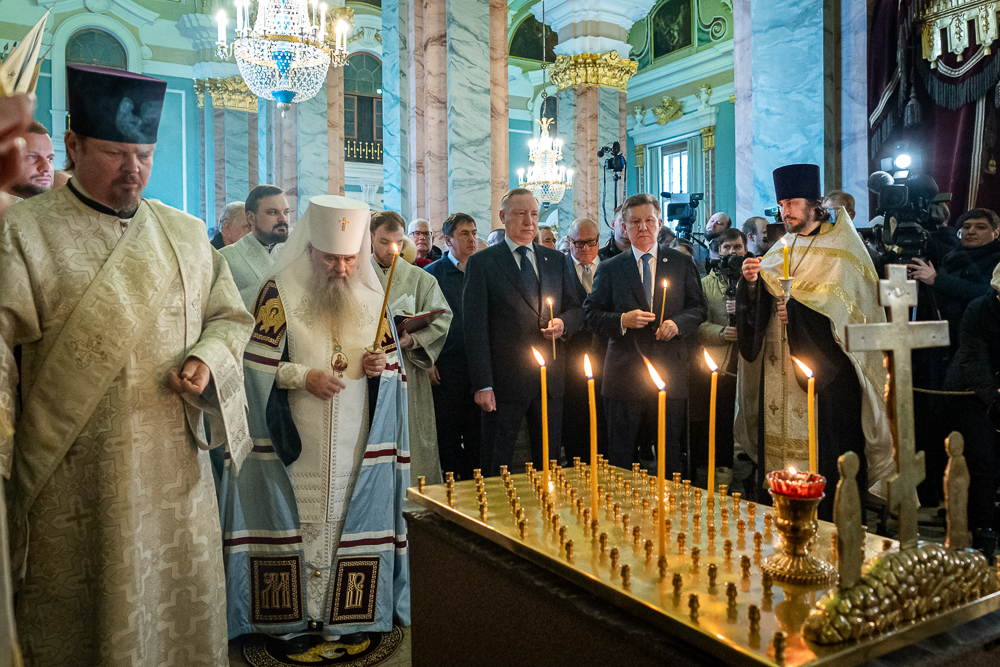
[562,217,608,464]
[464,188,585,476]
[585,193,707,473]
[425,212,481,480]
[599,204,631,261]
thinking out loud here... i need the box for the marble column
[257,98,275,186]
[488,0,509,231]
[408,0,427,220]
[224,110,251,205]
[212,107,225,224]
[327,68,346,196]
[839,0,869,217]
[422,0,449,235]
[733,0,754,223]
[573,87,599,223]
[382,0,410,215]
[447,0,492,230]
[296,85,328,217]
[248,110,258,189]
[274,107,299,220]
[199,97,209,224]
[556,88,576,233]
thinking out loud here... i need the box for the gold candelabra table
[407,460,1000,667]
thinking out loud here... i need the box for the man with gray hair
[210,201,250,249]
[464,188,585,475]
[408,217,441,266]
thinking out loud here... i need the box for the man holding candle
[371,210,453,485]
[584,193,708,473]
[736,163,894,519]
[463,188,585,476]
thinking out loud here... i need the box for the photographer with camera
[736,164,894,520]
[692,228,748,491]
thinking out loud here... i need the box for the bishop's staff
[371,243,400,349]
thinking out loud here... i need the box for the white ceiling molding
[627,40,734,102]
[628,82,734,146]
[39,0,158,27]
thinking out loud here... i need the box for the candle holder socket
[761,490,834,586]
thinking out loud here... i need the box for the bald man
[705,211,732,261]
[563,218,608,462]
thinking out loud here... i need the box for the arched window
[344,53,383,162]
[509,15,557,62]
[66,29,127,70]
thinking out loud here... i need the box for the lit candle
[532,347,550,491]
[567,169,574,187]
[319,2,327,39]
[372,243,400,349]
[704,350,719,494]
[216,10,227,44]
[793,357,817,472]
[236,3,243,36]
[584,354,597,522]
[781,238,790,280]
[659,279,669,326]
[645,358,667,558]
[547,297,556,360]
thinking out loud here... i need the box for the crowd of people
[1,64,999,665]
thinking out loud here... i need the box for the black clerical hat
[772,163,821,202]
[67,65,167,144]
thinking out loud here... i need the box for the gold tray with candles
[407,462,1000,667]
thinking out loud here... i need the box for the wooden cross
[340,217,350,231]
[844,264,949,550]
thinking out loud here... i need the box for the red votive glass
[767,468,826,499]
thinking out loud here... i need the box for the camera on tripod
[598,141,626,172]
[661,192,704,241]
[867,169,948,264]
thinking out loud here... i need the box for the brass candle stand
[761,492,835,587]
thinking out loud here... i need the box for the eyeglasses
[570,238,599,249]
[410,231,431,239]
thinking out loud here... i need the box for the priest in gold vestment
[0,66,253,666]
[736,164,893,520]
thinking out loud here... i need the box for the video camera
[867,170,947,264]
[661,192,704,242]
[707,252,747,325]
[598,142,626,173]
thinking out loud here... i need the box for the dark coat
[932,239,1000,352]
[584,243,707,400]
[598,237,626,262]
[210,231,225,249]
[463,241,585,403]
[425,254,468,382]
[945,291,1000,408]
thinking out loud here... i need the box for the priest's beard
[310,261,363,341]
[8,182,47,199]
[106,176,143,218]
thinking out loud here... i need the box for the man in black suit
[562,217,608,464]
[585,193,707,473]
[599,204,631,261]
[464,188,585,476]
[425,212,481,480]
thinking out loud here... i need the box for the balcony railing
[345,139,383,164]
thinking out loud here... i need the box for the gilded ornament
[701,126,716,151]
[548,51,638,92]
[205,76,258,113]
[193,79,206,108]
[918,0,1000,65]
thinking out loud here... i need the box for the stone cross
[944,432,971,551]
[833,452,864,589]
[844,264,949,550]
[340,217,350,231]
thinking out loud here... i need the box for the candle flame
[392,243,399,254]
[643,357,665,391]
[792,357,813,378]
[662,279,668,289]
[547,297,553,306]
[780,238,788,249]
[531,347,545,367]
[703,350,718,372]
[788,466,797,475]
[583,354,593,379]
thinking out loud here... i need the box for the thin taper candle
[585,355,597,522]
[704,351,719,494]
[793,357,817,472]
[372,243,399,348]
[547,297,557,360]
[781,239,790,280]
[659,279,668,326]
[533,348,550,490]
[645,359,667,558]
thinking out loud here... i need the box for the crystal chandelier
[216,0,350,114]
[518,117,573,207]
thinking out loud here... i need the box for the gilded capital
[634,144,646,169]
[193,79,206,109]
[549,51,638,92]
[207,76,258,113]
[701,126,716,152]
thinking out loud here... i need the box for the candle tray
[407,464,1000,667]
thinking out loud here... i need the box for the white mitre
[270,194,383,298]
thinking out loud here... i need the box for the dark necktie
[641,252,653,308]
[582,264,593,293]
[516,245,539,307]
